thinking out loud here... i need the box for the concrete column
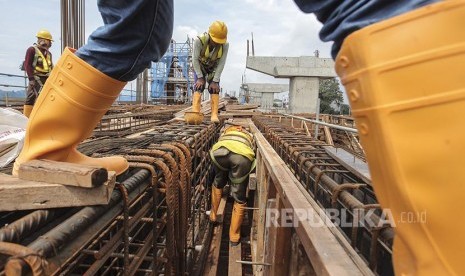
[243,83,289,111]
[261,93,275,111]
[289,77,319,114]
[246,56,336,114]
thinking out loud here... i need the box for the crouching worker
[208,125,256,246]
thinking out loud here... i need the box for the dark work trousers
[212,149,253,204]
[25,76,48,105]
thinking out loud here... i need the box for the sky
[0,0,333,97]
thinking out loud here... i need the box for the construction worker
[189,20,229,124]
[208,125,256,246]
[12,1,173,176]
[294,0,464,275]
[22,29,54,118]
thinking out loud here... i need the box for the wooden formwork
[249,123,373,276]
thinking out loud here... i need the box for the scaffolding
[151,38,194,105]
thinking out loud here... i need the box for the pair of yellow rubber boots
[191,91,220,123]
[12,48,128,176]
[336,1,465,275]
[210,186,245,245]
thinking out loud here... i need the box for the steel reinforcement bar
[252,115,394,275]
[0,121,221,276]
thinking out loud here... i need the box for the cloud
[173,26,199,42]
[0,0,333,96]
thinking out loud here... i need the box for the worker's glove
[194,77,206,91]
[209,81,220,94]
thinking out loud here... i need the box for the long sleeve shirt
[24,46,38,81]
[192,37,229,82]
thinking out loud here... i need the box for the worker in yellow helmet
[22,29,54,118]
[208,125,255,246]
[187,20,229,124]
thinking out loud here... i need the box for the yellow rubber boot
[13,48,129,176]
[23,105,33,118]
[209,186,223,222]
[229,201,245,245]
[192,91,202,113]
[335,2,465,275]
[210,94,220,123]
[184,91,204,125]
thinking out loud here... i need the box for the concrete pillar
[244,83,289,111]
[289,77,319,114]
[261,93,274,111]
[246,56,336,114]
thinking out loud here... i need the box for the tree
[318,78,348,115]
[340,103,351,115]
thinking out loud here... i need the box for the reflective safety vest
[210,130,256,184]
[33,46,52,76]
[198,33,223,72]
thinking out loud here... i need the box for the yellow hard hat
[36,29,53,41]
[208,21,228,44]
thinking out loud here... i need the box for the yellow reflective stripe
[218,46,223,59]
[33,46,51,73]
[219,136,251,148]
[211,140,255,161]
[199,33,223,64]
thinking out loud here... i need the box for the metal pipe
[314,98,321,138]
[236,260,271,266]
[284,114,358,133]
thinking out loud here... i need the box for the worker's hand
[28,79,36,87]
[194,77,206,91]
[209,82,220,94]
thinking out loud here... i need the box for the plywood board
[0,172,116,211]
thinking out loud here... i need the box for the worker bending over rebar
[208,125,256,246]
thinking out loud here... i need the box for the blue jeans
[76,0,173,82]
[293,0,440,58]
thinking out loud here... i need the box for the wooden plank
[228,239,243,275]
[270,197,292,276]
[219,111,261,118]
[248,173,257,190]
[250,124,373,276]
[323,146,371,183]
[251,193,260,276]
[289,232,317,276]
[18,160,108,188]
[323,126,334,146]
[264,199,277,275]
[225,104,259,111]
[0,172,116,211]
[254,154,269,275]
[203,197,227,276]
[303,122,312,138]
